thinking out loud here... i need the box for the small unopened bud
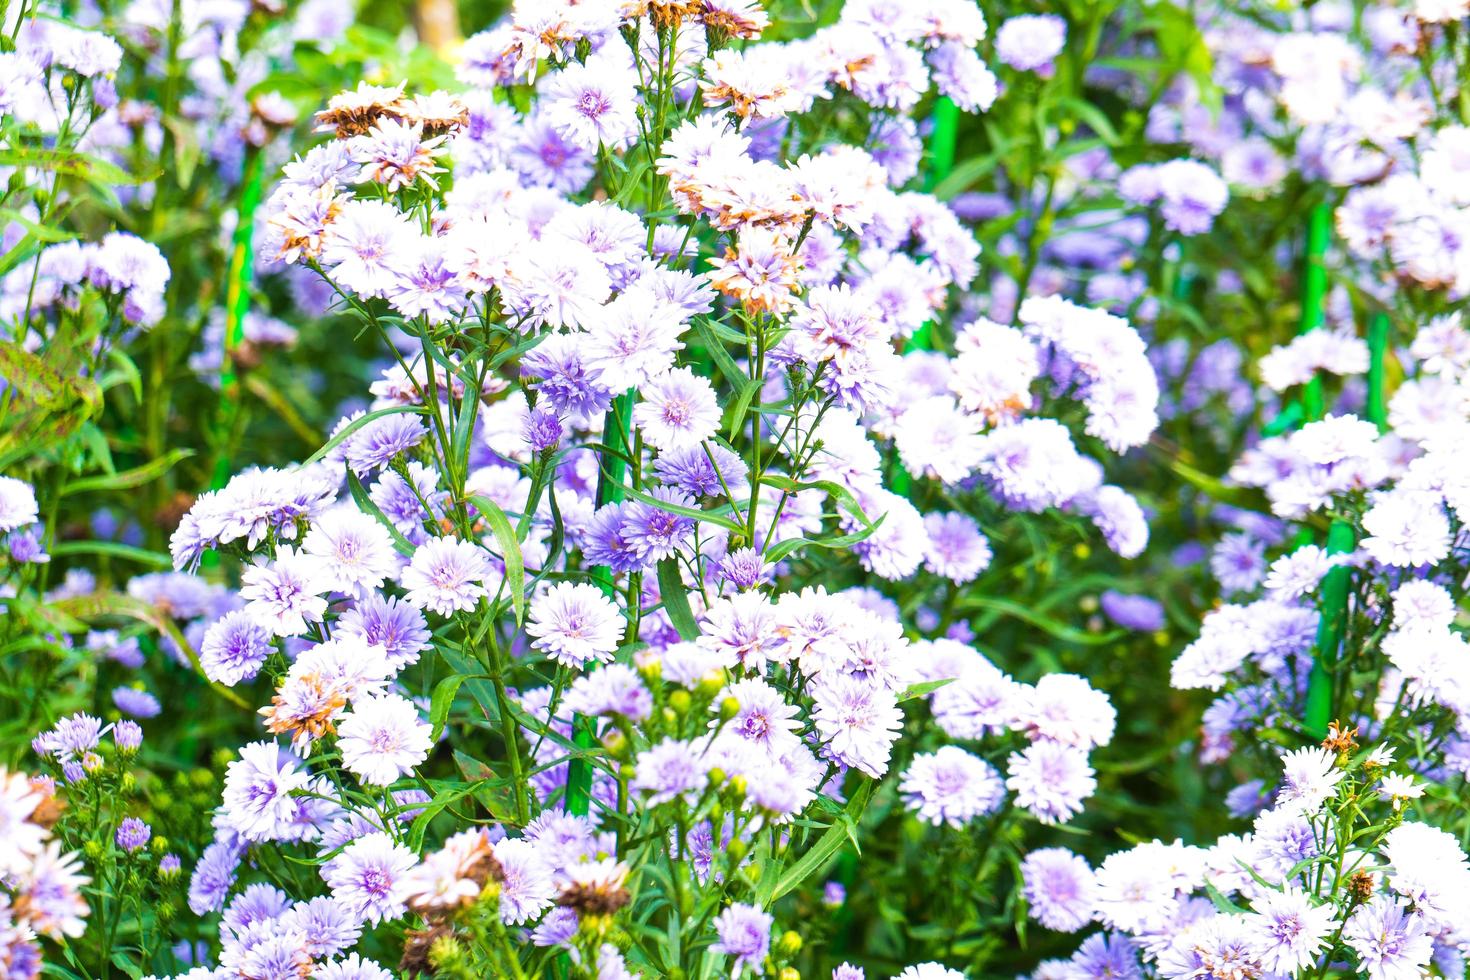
[718,696,741,722]
[780,968,801,980]
[727,774,747,800]
[603,730,629,759]
[661,706,678,727]
[696,671,725,699]
[726,836,748,863]
[82,752,105,774]
[638,658,663,684]
[777,931,802,957]
[669,690,691,715]
[158,854,182,881]
[707,768,726,788]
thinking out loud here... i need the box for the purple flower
[717,547,773,590]
[995,14,1067,73]
[346,414,428,475]
[112,720,143,751]
[337,594,432,671]
[324,832,417,925]
[620,487,696,563]
[200,610,275,687]
[712,902,772,972]
[524,406,563,452]
[34,712,105,761]
[652,444,748,499]
[522,334,614,419]
[401,536,494,617]
[631,738,705,806]
[111,686,161,718]
[922,512,992,584]
[115,817,151,852]
[1099,591,1165,632]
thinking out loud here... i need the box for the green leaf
[58,449,193,497]
[898,677,955,702]
[52,593,250,709]
[345,467,416,556]
[467,494,526,626]
[48,541,173,569]
[620,483,743,533]
[429,673,475,741]
[762,780,875,904]
[953,595,1122,646]
[763,517,886,565]
[655,559,700,641]
[302,405,426,466]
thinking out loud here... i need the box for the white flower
[337,694,433,786]
[526,582,624,668]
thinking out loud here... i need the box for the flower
[1021,848,1097,933]
[631,738,706,806]
[527,582,624,668]
[221,741,311,842]
[0,476,38,531]
[809,673,903,778]
[239,547,331,637]
[899,746,1005,827]
[402,537,495,616]
[302,510,400,600]
[115,817,151,852]
[495,838,556,924]
[633,368,721,452]
[1275,747,1345,814]
[542,52,639,150]
[1244,886,1336,974]
[995,14,1066,72]
[1004,741,1096,824]
[337,694,433,786]
[200,611,276,686]
[1342,896,1433,980]
[712,902,772,972]
[324,832,417,925]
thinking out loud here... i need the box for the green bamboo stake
[1303,311,1391,738]
[1293,200,1344,739]
[209,148,266,491]
[566,391,634,817]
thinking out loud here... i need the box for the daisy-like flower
[995,14,1066,72]
[221,741,311,842]
[351,118,447,191]
[239,547,330,638]
[336,694,433,786]
[716,678,803,754]
[633,368,721,451]
[1245,886,1337,974]
[320,200,414,299]
[0,476,38,532]
[325,832,417,925]
[1275,747,1345,814]
[199,610,276,687]
[1021,848,1097,933]
[706,228,801,314]
[809,674,904,778]
[401,537,494,616]
[526,582,623,668]
[712,903,772,972]
[1377,772,1424,809]
[631,738,705,806]
[582,289,687,390]
[542,52,639,150]
[302,509,399,599]
[314,954,395,980]
[494,839,556,924]
[0,769,46,877]
[1342,896,1433,980]
[1005,741,1096,825]
[899,746,1005,827]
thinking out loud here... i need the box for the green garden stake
[209,148,266,491]
[567,390,635,817]
[1291,199,1347,740]
[1366,311,1390,432]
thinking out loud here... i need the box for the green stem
[567,391,635,817]
[1366,311,1390,432]
[208,148,266,490]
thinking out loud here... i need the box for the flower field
[4,0,1470,977]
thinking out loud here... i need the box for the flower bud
[718,696,740,721]
[669,690,691,715]
[82,751,105,774]
[696,671,725,699]
[780,968,801,980]
[777,931,802,957]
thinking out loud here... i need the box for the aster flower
[633,368,722,452]
[320,200,415,299]
[336,594,432,671]
[706,228,801,315]
[899,746,1005,827]
[1021,848,1097,933]
[324,832,417,925]
[0,476,39,532]
[1005,741,1096,825]
[402,537,495,616]
[809,673,903,778]
[0,770,46,877]
[1244,886,1336,974]
[337,694,433,786]
[542,52,639,150]
[527,582,624,668]
[314,953,395,980]
[631,738,706,806]
[495,838,555,924]
[1343,896,1433,980]
[1275,747,1345,814]
[995,14,1066,72]
[302,509,400,599]
[221,741,311,842]
[712,902,772,972]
